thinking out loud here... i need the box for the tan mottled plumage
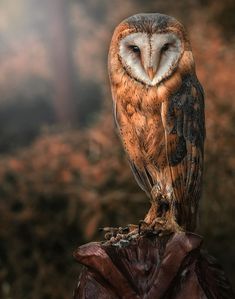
[108,13,205,231]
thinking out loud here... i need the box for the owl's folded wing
[161,74,205,230]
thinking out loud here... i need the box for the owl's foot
[100,216,182,245]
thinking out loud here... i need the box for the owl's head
[109,13,194,87]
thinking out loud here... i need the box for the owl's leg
[139,184,182,235]
[100,187,181,243]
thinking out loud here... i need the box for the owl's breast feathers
[113,70,205,230]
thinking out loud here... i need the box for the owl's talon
[138,220,147,234]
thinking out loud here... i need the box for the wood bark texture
[73,232,234,299]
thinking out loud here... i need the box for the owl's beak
[146,67,155,80]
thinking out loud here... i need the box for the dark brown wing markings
[163,74,205,228]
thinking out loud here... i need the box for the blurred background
[0,0,234,298]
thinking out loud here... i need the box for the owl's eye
[161,43,170,52]
[129,45,140,54]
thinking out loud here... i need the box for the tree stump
[73,232,234,298]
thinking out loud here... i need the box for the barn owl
[108,13,205,232]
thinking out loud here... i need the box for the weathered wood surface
[73,232,234,299]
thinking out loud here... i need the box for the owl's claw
[137,216,182,237]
